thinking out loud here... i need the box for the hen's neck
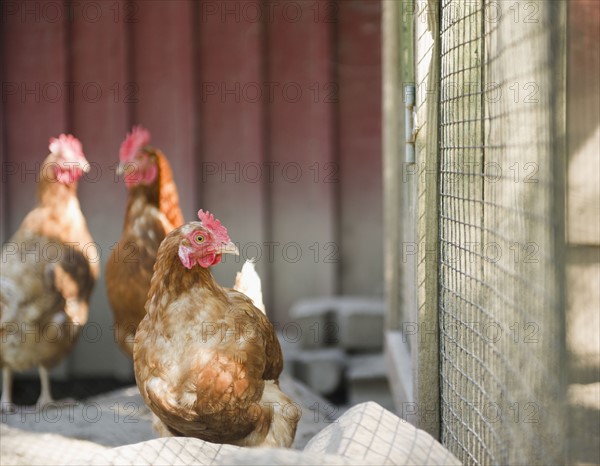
[124,183,159,225]
[37,167,79,208]
[155,151,184,228]
[30,161,92,255]
[123,151,183,229]
[149,233,223,305]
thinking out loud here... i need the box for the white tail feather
[237,381,299,448]
[233,260,265,314]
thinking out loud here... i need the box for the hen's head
[118,125,158,188]
[177,210,239,269]
[48,134,90,184]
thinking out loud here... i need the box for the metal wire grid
[437,1,563,464]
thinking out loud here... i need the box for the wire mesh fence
[437,0,565,464]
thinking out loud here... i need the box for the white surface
[0,384,460,465]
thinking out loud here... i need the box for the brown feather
[1,153,97,372]
[156,151,184,229]
[105,149,183,357]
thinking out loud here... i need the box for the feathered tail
[233,260,265,314]
[236,380,299,448]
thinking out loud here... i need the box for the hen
[105,126,184,357]
[0,135,98,409]
[134,210,299,448]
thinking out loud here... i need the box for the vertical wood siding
[1,0,382,378]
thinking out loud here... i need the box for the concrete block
[347,354,394,412]
[334,297,385,351]
[566,250,600,383]
[289,298,340,349]
[293,348,346,395]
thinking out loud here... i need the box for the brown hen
[0,135,98,409]
[105,126,184,357]
[134,210,298,448]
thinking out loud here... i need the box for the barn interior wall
[0,0,383,379]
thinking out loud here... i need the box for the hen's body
[134,223,298,447]
[0,151,98,406]
[106,150,183,356]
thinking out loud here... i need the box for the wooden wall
[0,0,382,378]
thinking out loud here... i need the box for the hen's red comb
[120,125,151,162]
[198,210,230,243]
[49,134,85,161]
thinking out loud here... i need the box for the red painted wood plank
[2,1,69,378]
[268,0,337,321]
[197,0,267,297]
[69,0,130,377]
[337,0,383,295]
[131,0,195,220]
[2,1,68,232]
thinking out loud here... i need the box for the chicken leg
[37,366,53,407]
[1,367,14,412]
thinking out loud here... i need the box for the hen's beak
[116,162,126,176]
[217,241,239,256]
[81,160,91,173]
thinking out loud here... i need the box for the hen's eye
[195,235,205,244]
